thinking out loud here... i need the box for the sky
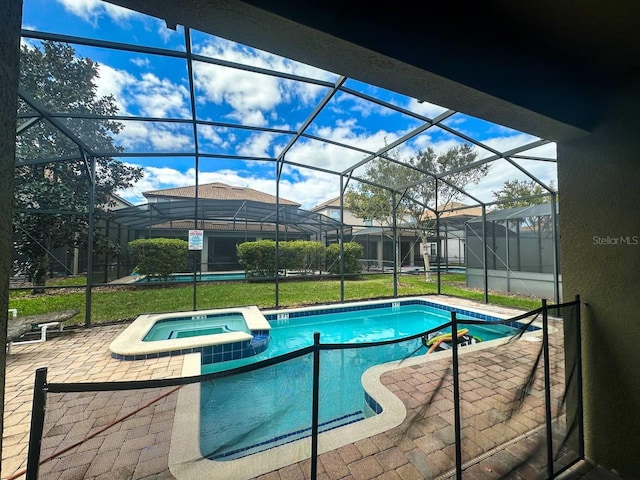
[20,0,558,210]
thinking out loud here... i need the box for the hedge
[129,238,189,280]
[237,240,362,276]
[326,242,363,274]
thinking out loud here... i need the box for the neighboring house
[422,202,485,267]
[310,196,480,271]
[108,193,135,211]
[143,182,301,207]
[112,182,340,273]
[309,195,374,227]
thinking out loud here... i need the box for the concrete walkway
[1,297,625,480]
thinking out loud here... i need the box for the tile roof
[310,193,355,211]
[143,182,300,206]
[423,201,484,219]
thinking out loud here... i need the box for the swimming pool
[196,299,528,461]
[168,297,544,480]
[133,271,246,283]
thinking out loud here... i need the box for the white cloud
[95,64,136,113]
[474,133,544,158]
[237,132,280,158]
[194,62,282,126]
[198,125,230,150]
[464,160,557,204]
[277,171,340,209]
[193,38,332,126]
[516,142,557,159]
[451,136,557,203]
[195,36,335,84]
[409,135,461,156]
[332,93,395,119]
[405,98,449,119]
[136,73,190,118]
[116,122,193,152]
[130,57,151,68]
[289,120,406,173]
[96,65,190,119]
[117,162,342,209]
[56,0,136,25]
[116,132,557,209]
[94,64,193,152]
[20,37,36,49]
[156,20,181,44]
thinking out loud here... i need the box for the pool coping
[108,305,270,358]
[167,295,551,480]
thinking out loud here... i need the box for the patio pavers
[2,323,184,480]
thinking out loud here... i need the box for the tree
[491,179,554,209]
[346,143,488,278]
[347,144,486,226]
[14,41,143,292]
[492,179,556,234]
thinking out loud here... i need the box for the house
[114,182,340,272]
[422,201,485,267]
[311,197,480,270]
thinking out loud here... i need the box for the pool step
[210,410,365,460]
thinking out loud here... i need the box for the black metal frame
[15,22,561,322]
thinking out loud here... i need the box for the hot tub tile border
[111,329,270,361]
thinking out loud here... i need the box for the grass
[8,273,544,325]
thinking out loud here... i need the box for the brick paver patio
[1,297,625,480]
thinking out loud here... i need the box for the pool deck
[1,296,625,480]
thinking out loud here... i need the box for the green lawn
[9,273,544,325]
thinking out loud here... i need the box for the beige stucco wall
[558,73,640,479]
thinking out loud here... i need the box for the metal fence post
[26,367,48,480]
[574,294,585,458]
[311,332,321,479]
[451,312,463,479]
[542,299,554,478]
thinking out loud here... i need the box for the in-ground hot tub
[109,306,271,362]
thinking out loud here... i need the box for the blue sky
[21,0,558,209]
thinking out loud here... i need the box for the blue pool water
[134,272,246,283]
[199,301,524,461]
[143,313,249,341]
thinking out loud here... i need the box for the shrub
[299,240,326,272]
[237,240,276,277]
[129,238,189,280]
[280,240,325,273]
[326,242,364,274]
[237,240,329,276]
